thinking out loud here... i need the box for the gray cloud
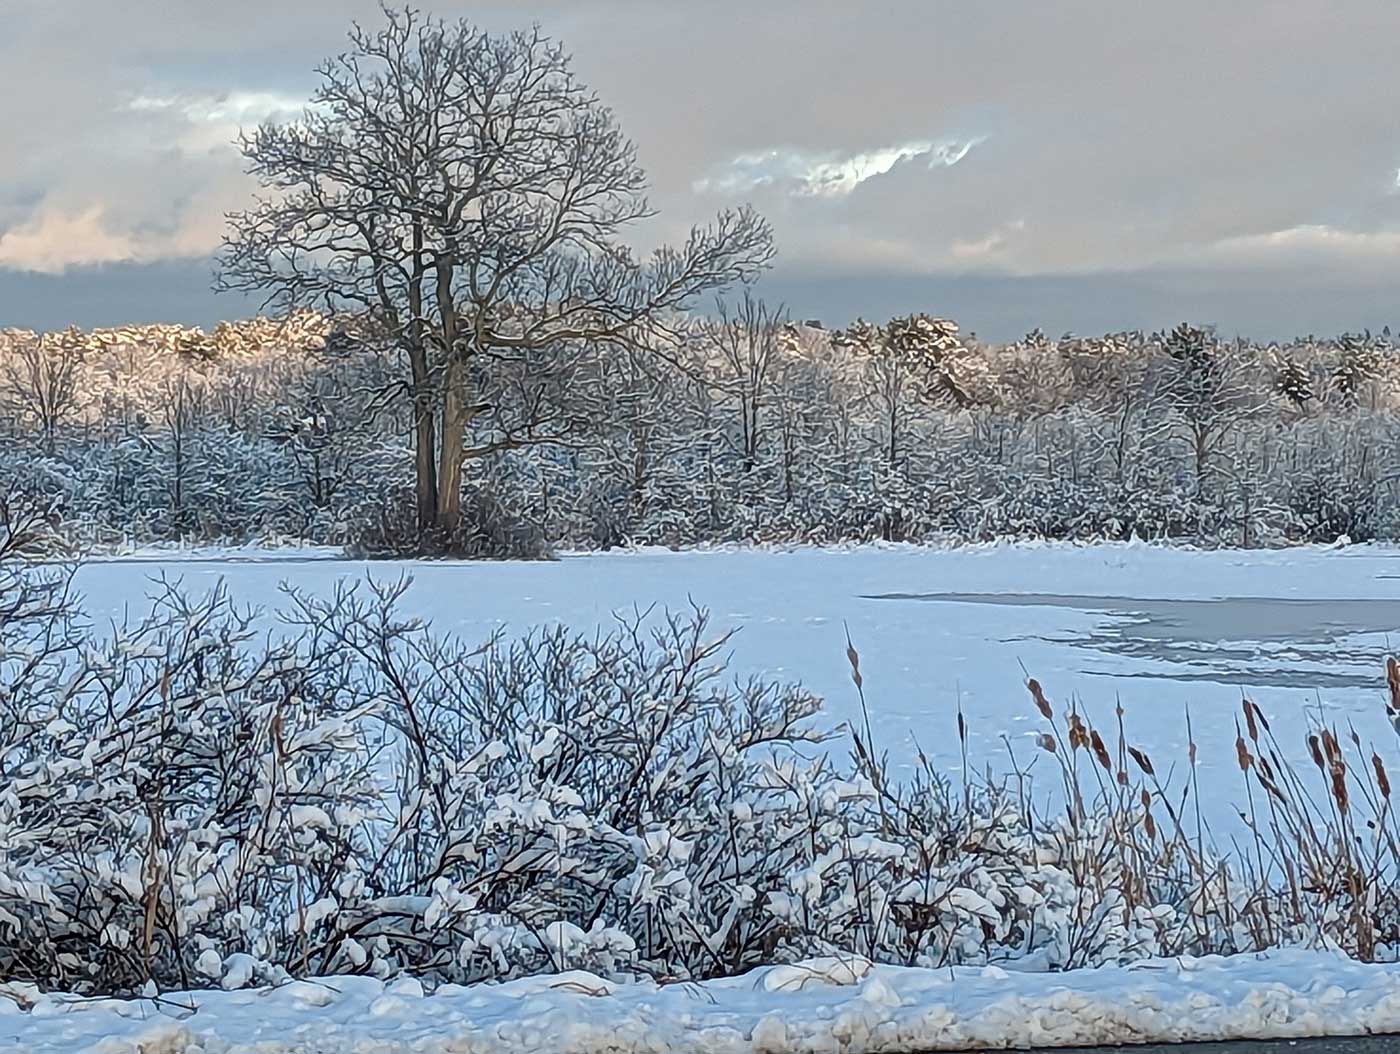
[4,0,1400,335]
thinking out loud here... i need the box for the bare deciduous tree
[2,329,85,455]
[701,292,787,471]
[217,6,772,546]
[160,372,204,533]
[835,313,984,469]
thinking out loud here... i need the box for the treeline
[2,307,1398,555]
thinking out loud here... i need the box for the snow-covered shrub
[0,564,376,992]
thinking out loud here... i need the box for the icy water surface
[864,590,1400,689]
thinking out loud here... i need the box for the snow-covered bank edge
[52,530,1395,567]
[9,951,1400,1054]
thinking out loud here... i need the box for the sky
[4,1,1400,340]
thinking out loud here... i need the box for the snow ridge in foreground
[8,950,1400,1054]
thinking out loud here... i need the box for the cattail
[1140,789,1152,811]
[1037,733,1057,754]
[1308,735,1325,770]
[1117,769,1129,787]
[1372,752,1391,800]
[1128,747,1155,778]
[1144,808,1157,841]
[845,634,862,691]
[1235,735,1253,772]
[1321,728,1341,765]
[957,711,967,744]
[1243,700,1259,743]
[1188,739,1197,766]
[1387,657,1400,715]
[1028,678,1053,721]
[1068,713,1088,752]
[1332,767,1350,814]
[1090,730,1112,772]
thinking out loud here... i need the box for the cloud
[7,0,1400,334]
[0,82,302,273]
[694,137,985,198]
[0,206,138,273]
[951,220,1027,262]
[126,91,307,126]
[1199,224,1400,267]
[0,192,230,273]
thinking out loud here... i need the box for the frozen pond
[68,542,1400,809]
[865,591,1398,689]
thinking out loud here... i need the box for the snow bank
[8,950,1400,1053]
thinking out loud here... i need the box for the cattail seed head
[1332,767,1350,814]
[1322,728,1341,765]
[1372,753,1391,800]
[1128,746,1155,778]
[1068,713,1088,752]
[1090,730,1112,771]
[1235,735,1253,772]
[1308,735,1325,770]
[1243,700,1259,743]
[845,638,862,691]
[1028,678,1053,721]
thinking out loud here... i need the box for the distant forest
[3,311,1395,555]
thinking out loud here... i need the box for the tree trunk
[413,399,438,530]
[432,261,467,534]
[435,356,468,532]
[888,400,898,468]
[407,225,438,531]
[403,335,437,530]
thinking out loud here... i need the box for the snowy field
[70,541,1400,820]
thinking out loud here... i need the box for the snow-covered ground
[10,949,1400,1053]
[13,542,1400,1051]
[69,541,1400,816]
